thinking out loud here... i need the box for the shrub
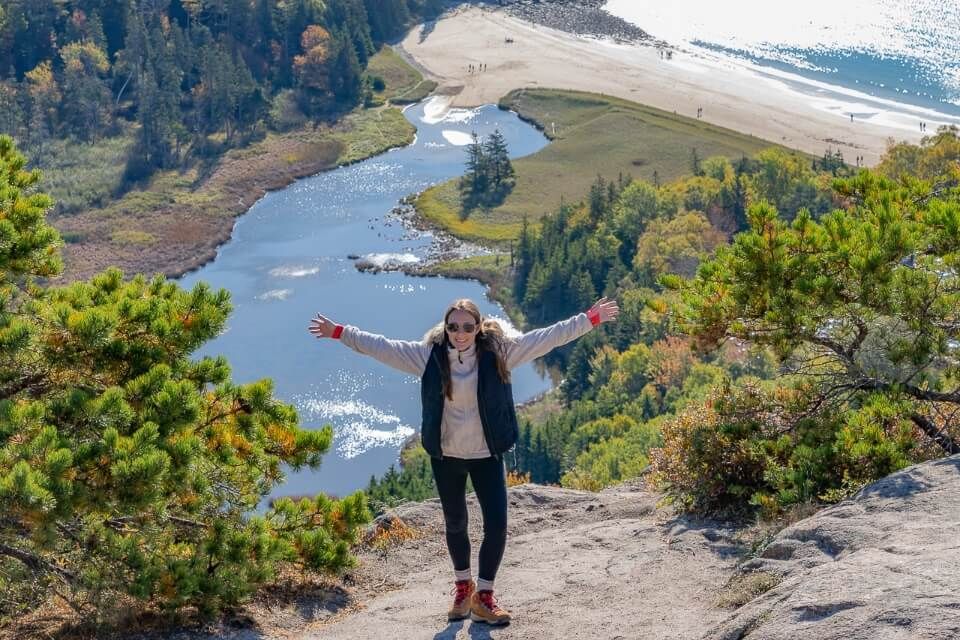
[650,380,921,517]
[267,89,307,132]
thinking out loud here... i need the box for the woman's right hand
[308,313,338,339]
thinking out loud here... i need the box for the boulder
[706,454,960,640]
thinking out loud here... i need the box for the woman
[308,296,619,625]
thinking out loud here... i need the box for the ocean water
[604,0,960,122]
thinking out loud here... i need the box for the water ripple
[298,396,415,459]
[269,265,320,278]
[256,288,292,301]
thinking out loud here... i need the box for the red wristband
[587,309,601,326]
[331,324,344,339]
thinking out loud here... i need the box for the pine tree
[59,42,112,140]
[461,131,484,196]
[0,137,371,619]
[690,146,702,176]
[514,215,533,300]
[570,270,597,316]
[0,77,23,139]
[482,128,513,186]
[516,422,532,473]
[588,174,607,221]
[328,30,362,105]
[328,0,375,64]
[530,430,546,483]
[361,0,409,43]
[676,170,960,456]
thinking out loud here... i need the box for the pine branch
[858,377,960,405]
[910,412,960,455]
[0,542,77,585]
[0,372,48,401]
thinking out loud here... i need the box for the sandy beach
[399,6,942,166]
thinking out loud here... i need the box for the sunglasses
[446,322,477,334]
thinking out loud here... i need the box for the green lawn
[416,88,799,244]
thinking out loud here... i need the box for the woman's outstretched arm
[504,297,619,370]
[308,313,431,376]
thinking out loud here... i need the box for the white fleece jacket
[338,313,595,459]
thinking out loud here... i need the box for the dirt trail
[292,480,744,640]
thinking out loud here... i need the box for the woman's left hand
[588,297,619,323]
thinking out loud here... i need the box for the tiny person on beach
[308,297,619,625]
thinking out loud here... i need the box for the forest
[0,0,441,184]
[368,129,960,523]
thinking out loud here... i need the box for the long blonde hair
[424,299,510,400]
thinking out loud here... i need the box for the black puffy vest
[420,342,519,461]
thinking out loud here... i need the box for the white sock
[476,578,494,592]
[454,568,472,582]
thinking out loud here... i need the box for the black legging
[430,455,507,582]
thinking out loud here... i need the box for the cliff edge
[133,454,960,640]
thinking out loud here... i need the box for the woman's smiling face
[446,309,479,351]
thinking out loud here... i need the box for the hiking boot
[448,579,475,621]
[470,589,511,625]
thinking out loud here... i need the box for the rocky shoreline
[352,197,493,274]
[497,0,660,46]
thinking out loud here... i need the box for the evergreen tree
[0,76,24,138]
[514,215,533,301]
[364,448,438,514]
[0,0,445,174]
[0,136,371,618]
[588,174,607,221]
[362,0,410,43]
[674,170,960,456]
[59,41,112,140]
[461,131,484,195]
[483,128,513,185]
[328,30,362,105]
[690,146,702,176]
[460,129,514,209]
[328,0,375,65]
[571,269,597,313]
[253,0,278,72]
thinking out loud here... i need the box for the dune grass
[333,107,416,164]
[415,186,523,243]
[366,46,438,105]
[389,80,439,106]
[415,88,793,243]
